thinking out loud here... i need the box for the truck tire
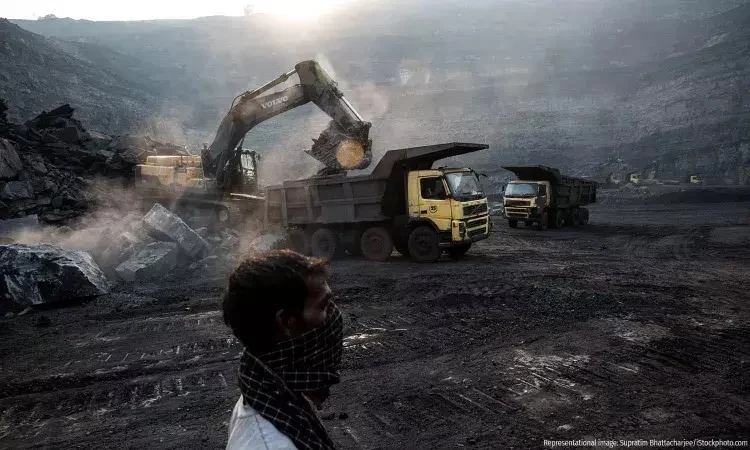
[287,228,311,255]
[360,227,393,262]
[508,219,518,228]
[446,243,471,260]
[553,210,565,229]
[311,228,339,260]
[536,211,549,231]
[408,226,442,263]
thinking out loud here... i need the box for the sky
[1,0,359,21]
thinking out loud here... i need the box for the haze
[2,0,358,21]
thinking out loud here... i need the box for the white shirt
[227,396,298,449]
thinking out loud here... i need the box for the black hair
[222,249,329,354]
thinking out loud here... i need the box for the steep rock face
[0,243,109,310]
[0,19,156,133]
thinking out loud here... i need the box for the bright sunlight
[246,0,353,21]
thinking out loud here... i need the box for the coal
[142,204,209,261]
[115,241,179,282]
[0,101,188,225]
[0,243,109,309]
[0,138,22,179]
[1,181,33,201]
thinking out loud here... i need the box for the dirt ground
[1,193,749,449]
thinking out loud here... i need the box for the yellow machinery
[139,155,205,188]
[264,143,491,262]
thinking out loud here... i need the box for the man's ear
[276,309,299,337]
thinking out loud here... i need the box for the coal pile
[0,100,188,224]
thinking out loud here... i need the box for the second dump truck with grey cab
[502,165,597,230]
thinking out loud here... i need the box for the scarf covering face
[238,303,343,450]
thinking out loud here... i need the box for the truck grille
[504,207,530,219]
[463,203,488,216]
[505,200,531,207]
[467,217,488,229]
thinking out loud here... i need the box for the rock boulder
[142,204,209,260]
[0,138,22,179]
[0,244,109,309]
[115,241,179,282]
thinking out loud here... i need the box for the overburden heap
[0,100,189,224]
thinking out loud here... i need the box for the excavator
[134,60,373,228]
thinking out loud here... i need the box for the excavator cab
[227,143,260,195]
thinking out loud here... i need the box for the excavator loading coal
[135,60,373,226]
[135,60,491,262]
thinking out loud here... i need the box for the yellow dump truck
[502,165,597,230]
[265,143,491,262]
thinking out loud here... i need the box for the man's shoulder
[227,396,298,450]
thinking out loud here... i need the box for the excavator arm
[203,60,372,191]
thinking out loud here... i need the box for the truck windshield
[505,183,537,197]
[445,172,484,201]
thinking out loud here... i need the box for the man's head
[222,249,334,355]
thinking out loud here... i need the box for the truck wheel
[287,228,311,255]
[408,226,441,263]
[572,208,581,226]
[508,219,518,228]
[311,228,339,260]
[553,210,565,229]
[360,227,393,262]
[536,211,549,231]
[446,243,471,260]
[580,208,590,225]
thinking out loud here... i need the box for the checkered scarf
[238,303,343,450]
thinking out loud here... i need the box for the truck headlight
[459,222,466,236]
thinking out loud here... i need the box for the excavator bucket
[306,120,372,173]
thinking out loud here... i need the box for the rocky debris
[0,138,23,179]
[142,204,209,261]
[0,243,109,310]
[99,231,150,271]
[0,99,189,225]
[1,180,33,201]
[115,241,180,282]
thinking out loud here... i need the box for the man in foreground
[222,250,343,450]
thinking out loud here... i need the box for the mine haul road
[1,195,749,449]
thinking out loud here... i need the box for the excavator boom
[203,60,372,191]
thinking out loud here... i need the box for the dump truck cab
[408,168,490,246]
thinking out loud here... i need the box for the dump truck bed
[265,142,489,226]
[503,165,597,208]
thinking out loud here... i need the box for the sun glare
[247,0,351,21]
